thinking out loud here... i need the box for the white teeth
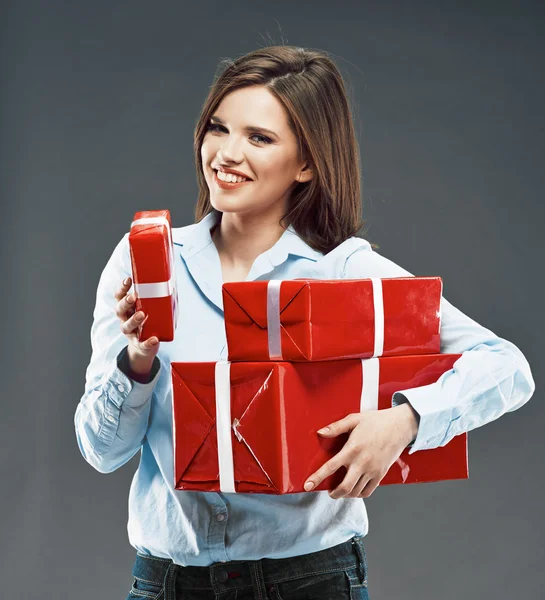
[216,170,248,183]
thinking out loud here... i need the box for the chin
[209,197,248,214]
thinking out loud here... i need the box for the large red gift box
[222,277,443,362]
[171,354,467,494]
[129,209,179,342]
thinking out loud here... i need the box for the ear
[296,163,313,183]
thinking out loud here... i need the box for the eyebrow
[210,115,279,138]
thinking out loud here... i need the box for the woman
[75,46,535,600]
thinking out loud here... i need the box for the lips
[213,169,253,189]
[213,167,253,181]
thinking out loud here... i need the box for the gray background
[2,1,543,598]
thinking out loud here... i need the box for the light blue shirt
[74,208,535,566]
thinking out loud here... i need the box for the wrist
[394,401,420,447]
[127,344,153,367]
[123,346,155,383]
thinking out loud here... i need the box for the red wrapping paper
[129,209,179,342]
[171,354,467,494]
[222,277,442,362]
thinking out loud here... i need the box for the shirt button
[106,414,115,423]
[216,513,225,521]
[217,571,228,583]
[117,384,125,393]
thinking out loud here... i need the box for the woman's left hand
[303,404,420,499]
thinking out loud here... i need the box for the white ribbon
[215,361,236,493]
[267,280,283,360]
[370,278,384,358]
[360,358,380,410]
[130,215,179,329]
[213,357,382,493]
[135,280,175,297]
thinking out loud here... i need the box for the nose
[216,135,245,164]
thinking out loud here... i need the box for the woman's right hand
[114,276,161,362]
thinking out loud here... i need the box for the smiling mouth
[213,169,253,188]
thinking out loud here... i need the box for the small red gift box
[171,354,467,494]
[129,209,179,342]
[222,277,443,362]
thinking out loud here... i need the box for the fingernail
[304,481,315,491]
[135,312,144,321]
[318,427,329,434]
[123,277,130,285]
[127,295,134,303]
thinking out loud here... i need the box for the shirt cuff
[101,346,162,409]
[392,383,450,454]
[391,392,417,449]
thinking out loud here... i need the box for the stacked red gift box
[127,210,468,495]
[171,275,468,495]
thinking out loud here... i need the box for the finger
[358,477,380,499]
[304,456,344,491]
[115,292,137,320]
[122,314,159,350]
[349,473,371,499]
[140,335,160,349]
[120,310,147,336]
[114,277,132,301]
[135,315,160,349]
[329,465,365,499]
[317,413,360,437]
[134,315,160,348]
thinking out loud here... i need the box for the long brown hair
[193,45,377,254]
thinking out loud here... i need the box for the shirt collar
[173,209,324,264]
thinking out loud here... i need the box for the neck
[211,210,288,268]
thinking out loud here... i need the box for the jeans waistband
[132,535,368,592]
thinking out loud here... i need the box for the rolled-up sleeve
[74,232,162,473]
[342,244,536,454]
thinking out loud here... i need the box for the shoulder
[323,236,415,280]
[311,236,372,277]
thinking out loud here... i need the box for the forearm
[394,298,535,454]
[75,347,161,473]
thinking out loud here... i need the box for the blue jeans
[126,535,370,599]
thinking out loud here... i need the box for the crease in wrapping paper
[172,354,468,494]
[171,367,215,482]
[215,362,282,493]
[231,366,284,493]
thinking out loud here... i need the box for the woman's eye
[207,124,224,133]
[251,133,272,144]
[206,123,271,145]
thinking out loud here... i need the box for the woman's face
[201,85,312,219]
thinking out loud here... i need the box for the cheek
[200,138,216,162]
[254,155,294,181]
